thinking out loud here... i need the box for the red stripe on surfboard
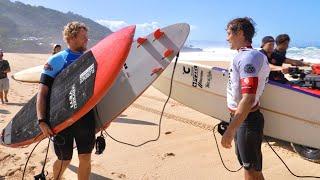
[292,86,320,96]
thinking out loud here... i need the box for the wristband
[38,119,46,125]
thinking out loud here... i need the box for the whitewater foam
[180,46,320,64]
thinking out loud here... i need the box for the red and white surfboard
[1,26,136,148]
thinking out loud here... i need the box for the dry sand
[0,53,319,179]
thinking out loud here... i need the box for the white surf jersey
[227,48,270,111]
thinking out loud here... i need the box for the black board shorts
[53,110,96,160]
[234,110,264,171]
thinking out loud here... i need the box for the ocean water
[180,46,320,64]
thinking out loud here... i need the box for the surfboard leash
[212,122,320,178]
[33,139,50,180]
[22,137,44,180]
[95,52,180,147]
[22,135,65,180]
[212,123,243,172]
[263,136,320,179]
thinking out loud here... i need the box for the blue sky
[17,0,320,47]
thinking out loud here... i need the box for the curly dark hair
[226,17,256,43]
[275,34,290,45]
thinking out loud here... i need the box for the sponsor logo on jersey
[244,64,256,74]
[44,63,53,71]
[244,78,250,84]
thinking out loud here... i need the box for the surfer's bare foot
[1,99,4,104]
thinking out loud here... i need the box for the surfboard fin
[162,49,174,59]
[153,29,164,41]
[151,67,163,76]
[137,37,147,47]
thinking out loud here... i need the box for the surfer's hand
[39,122,53,138]
[221,128,235,149]
[281,67,289,74]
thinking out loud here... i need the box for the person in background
[260,36,289,83]
[259,36,274,62]
[0,49,11,104]
[52,44,62,55]
[268,34,310,82]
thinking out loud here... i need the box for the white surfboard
[11,24,190,130]
[94,23,190,129]
[12,65,42,83]
[153,61,320,150]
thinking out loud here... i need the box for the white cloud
[96,20,160,36]
[136,22,160,34]
[96,20,196,37]
[190,25,198,30]
[96,20,128,31]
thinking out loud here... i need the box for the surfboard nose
[120,25,136,39]
[176,23,190,32]
[91,25,136,61]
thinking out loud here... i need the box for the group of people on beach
[260,34,310,83]
[0,17,315,180]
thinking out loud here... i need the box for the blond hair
[63,21,88,42]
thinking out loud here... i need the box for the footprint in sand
[111,172,127,179]
[161,152,176,160]
[5,166,22,176]
[14,156,21,161]
[0,153,24,177]
[0,153,11,162]
[164,131,172,135]
[41,147,48,154]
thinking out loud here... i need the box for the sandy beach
[0,53,319,180]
